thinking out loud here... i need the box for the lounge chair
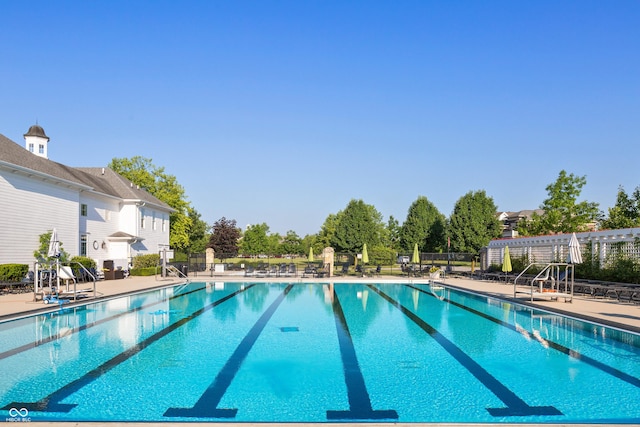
[335,263,349,276]
[278,264,289,277]
[372,265,381,276]
[355,265,363,276]
[256,263,268,277]
[244,266,255,277]
[288,263,297,277]
[302,265,316,278]
[315,263,328,278]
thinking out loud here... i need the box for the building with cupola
[0,124,173,270]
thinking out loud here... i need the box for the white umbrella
[47,228,61,290]
[47,228,60,258]
[567,233,582,264]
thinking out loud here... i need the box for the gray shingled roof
[0,133,172,211]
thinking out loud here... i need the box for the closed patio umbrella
[567,233,583,264]
[362,243,369,264]
[308,246,314,262]
[47,228,60,259]
[502,245,512,282]
[411,243,420,264]
[47,228,61,290]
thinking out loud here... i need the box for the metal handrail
[166,265,190,281]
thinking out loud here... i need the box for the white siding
[80,192,121,268]
[1,162,171,269]
[0,170,79,265]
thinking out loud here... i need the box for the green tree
[109,156,192,250]
[385,215,401,251]
[316,213,341,250]
[518,170,600,235]
[241,223,270,256]
[448,190,502,254]
[208,217,241,261]
[267,232,282,256]
[301,234,319,258]
[331,199,385,253]
[601,186,640,230]
[185,207,209,254]
[281,230,303,255]
[399,196,446,252]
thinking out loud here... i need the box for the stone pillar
[206,248,215,271]
[323,247,335,277]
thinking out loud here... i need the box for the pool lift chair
[514,262,574,303]
[34,261,97,304]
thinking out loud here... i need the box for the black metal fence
[181,252,475,277]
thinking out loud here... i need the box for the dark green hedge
[130,267,158,276]
[0,264,29,282]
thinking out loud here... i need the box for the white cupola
[24,123,50,159]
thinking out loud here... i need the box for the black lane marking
[409,284,640,390]
[370,285,561,417]
[0,282,207,361]
[326,290,398,420]
[2,284,256,413]
[164,284,293,419]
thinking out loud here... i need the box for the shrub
[133,254,160,269]
[69,256,96,270]
[130,267,158,276]
[0,264,29,282]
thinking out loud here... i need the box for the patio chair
[278,264,289,277]
[372,265,381,276]
[302,265,316,278]
[315,263,329,278]
[244,266,255,277]
[288,263,297,277]
[337,263,350,276]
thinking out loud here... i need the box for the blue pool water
[1,281,639,423]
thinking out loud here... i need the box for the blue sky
[2,1,639,236]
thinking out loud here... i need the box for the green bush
[130,267,158,276]
[133,254,160,269]
[369,245,396,266]
[0,264,29,282]
[69,256,96,270]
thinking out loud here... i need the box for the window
[80,204,88,216]
[38,144,45,154]
[152,212,157,230]
[140,208,145,229]
[80,235,87,256]
[28,143,34,153]
[162,217,166,232]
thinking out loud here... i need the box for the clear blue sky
[2,1,639,236]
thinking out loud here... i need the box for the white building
[0,124,173,270]
[483,228,640,271]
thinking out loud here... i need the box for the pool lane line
[326,290,399,421]
[1,284,257,414]
[0,282,210,361]
[369,285,562,417]
[408,284,640,390]
[164,284,294,419]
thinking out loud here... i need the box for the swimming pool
[1,281,639,423]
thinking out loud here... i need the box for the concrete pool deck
[1,273,638,427]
